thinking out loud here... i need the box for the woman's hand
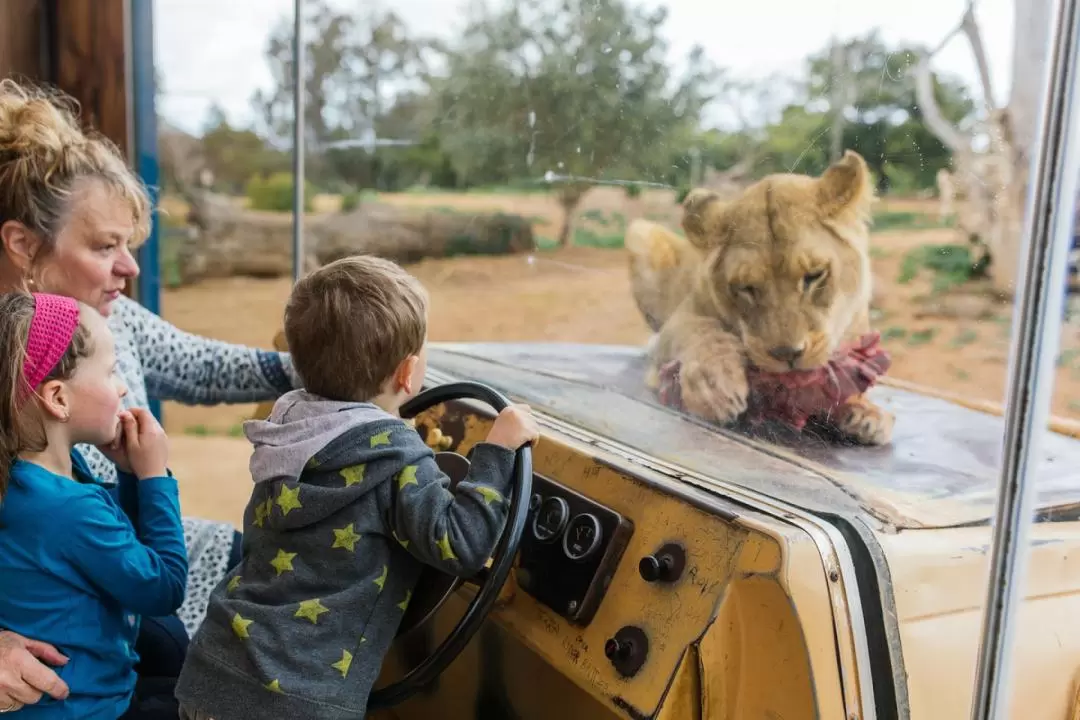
[0,631,69,712]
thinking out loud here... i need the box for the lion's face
[682,151,873,374]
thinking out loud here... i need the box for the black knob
[604,626,648,677]
[529,493,542,512]
[638,542,686,583]
[604,637,632,660]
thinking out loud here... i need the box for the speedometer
[532,496,569,542]
[562,513,603,562]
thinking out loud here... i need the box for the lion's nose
[768,345,805,367]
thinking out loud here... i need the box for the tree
[430,0,719,246]
[199,104,287,194]
[915,0,1052,296]
[249,0,431,189]
[803,31,975,193]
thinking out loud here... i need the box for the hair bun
[0,78,85,161]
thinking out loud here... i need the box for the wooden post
[0,0,45,79]
[51,0,130,158]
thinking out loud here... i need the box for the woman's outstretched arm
[111,296,301,405]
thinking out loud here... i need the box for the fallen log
[314,204,535,267]
[172,191,536,286]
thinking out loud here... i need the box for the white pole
[292,0,305,283]
[969,0,1080,716]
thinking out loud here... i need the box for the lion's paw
[679,358,749,425]
[837,396,894,446]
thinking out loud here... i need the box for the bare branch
[914,8,969,153]
[959,1,998,112]
[915,56,968,152]
[928,13,965,57]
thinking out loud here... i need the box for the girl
[0,292,187,719]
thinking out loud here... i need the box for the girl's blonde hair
[0,78,151,275]
[0,292,92,499]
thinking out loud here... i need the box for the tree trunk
[914,0,1051,298]
[1010,0,1052,167]
[829,39,846,163]
[175,191,536,286]
[556,185,589,248]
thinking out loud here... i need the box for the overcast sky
[154,0,1016,136]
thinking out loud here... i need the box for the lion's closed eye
[733,284,758,301]
[802,268,828,291]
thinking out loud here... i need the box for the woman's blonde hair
[0,78,151,271]
[0,292,92,500]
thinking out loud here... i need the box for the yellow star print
[370,430,392,447]
[276,484,303,516]
[270,549,297,576]
[265,679,283,694]
[392,530,409,550]
[332,650,353,678]
[474,486,504,505]
[339,464,365,487]
[437,533,457,561]
[398,590,412,611]
[397,465,418,491]
[253,498,271,528]
[295,598,330,624]
[226,575,242,593]
[231,613,253,639]
[374,565,388,591]
[332,523,361,552]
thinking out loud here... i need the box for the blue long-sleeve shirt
[0,451,187,719]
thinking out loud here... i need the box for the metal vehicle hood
[425,342,1080,530]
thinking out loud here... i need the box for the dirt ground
[164,188,1080,524]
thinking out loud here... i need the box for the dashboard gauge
[532,496,570,542]
[562,513,603,562]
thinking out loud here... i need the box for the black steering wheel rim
[366,380,533,710]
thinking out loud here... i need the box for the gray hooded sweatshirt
[174,389,516,719]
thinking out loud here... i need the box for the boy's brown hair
[284,255,429,401]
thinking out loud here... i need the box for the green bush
[245,172,315,213]
[898,243,988,292]
[340,190,362,212]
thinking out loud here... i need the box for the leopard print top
[77,295,298,636]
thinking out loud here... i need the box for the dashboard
[378,398,831,720]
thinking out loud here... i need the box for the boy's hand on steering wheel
[485,404,540,451]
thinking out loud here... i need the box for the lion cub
[626,150,894,446]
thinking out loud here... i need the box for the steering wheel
[366,381,533,710]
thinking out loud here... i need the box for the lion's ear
[681,188,725,248]
[817,150,873,219]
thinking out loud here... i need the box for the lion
[626,150,894,445]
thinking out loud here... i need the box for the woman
[0,79,299,711]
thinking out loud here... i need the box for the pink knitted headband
[22,293,81,399]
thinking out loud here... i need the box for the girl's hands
[98,409,169,480]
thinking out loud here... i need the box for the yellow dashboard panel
[370,400,826,720]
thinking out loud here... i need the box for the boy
[174,256,538,720]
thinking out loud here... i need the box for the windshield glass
[153,0,1078,513]
[142,0,1077,716]
[153,0,1071,446]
